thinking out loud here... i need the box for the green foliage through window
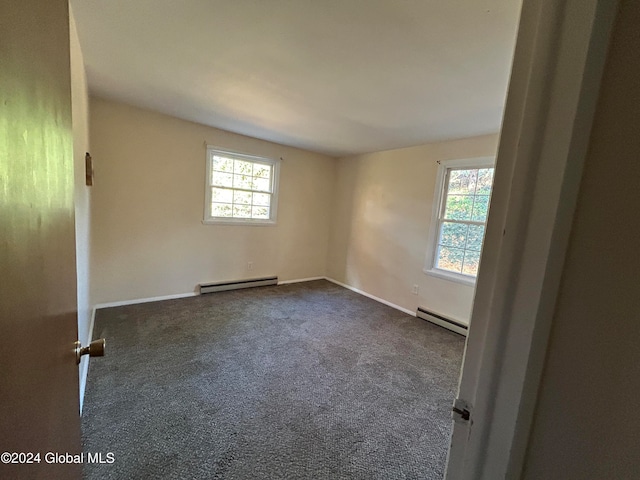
[207,152,276,221]
[436,167,494,277]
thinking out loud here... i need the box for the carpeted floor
[82,280,464,479]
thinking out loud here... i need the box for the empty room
[4,1,639,480]
[77,1,520,476]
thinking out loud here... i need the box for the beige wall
[89,98,336,305]
[523,1,639,477]
[327,134,499,323]
[69,6,92,403]
[89,95,497,321]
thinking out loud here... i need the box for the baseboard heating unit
[416,307,468,336]
[200,276,278,294]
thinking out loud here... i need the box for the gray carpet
[82,280,464,479]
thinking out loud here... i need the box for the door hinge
[452,398,471,422]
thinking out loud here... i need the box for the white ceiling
[71,0,521,157]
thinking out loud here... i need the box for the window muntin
[425,158,495,284]
[204,148,279,225]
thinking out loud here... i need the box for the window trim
[203,146,280,226]
[423,156,495,286]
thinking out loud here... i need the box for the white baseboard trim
[278,276,325,285]
[324,277,416,317]
[79,306,96,416]
[94,291,198,310]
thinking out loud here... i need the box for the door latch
[452,398,471,422]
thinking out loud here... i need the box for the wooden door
[0,1,82,479]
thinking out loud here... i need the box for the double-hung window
[424,157,495,285]
[204,147,280,225]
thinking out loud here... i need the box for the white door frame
[445,1,620,478]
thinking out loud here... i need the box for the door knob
[75,339,106,365]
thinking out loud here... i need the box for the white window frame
[203,147,280,226]
[424,156,496,286]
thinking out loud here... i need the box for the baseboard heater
[200,276,278,294]
[416,307,468,336]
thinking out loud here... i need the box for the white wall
[327,134,499,323]
[69,6,92,410]
[89,98,336,305]
[523,1,640,477]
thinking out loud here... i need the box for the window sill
[202,218,277,227]
[423,267,476,286]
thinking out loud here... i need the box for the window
[424,157,495,285]
[204,147,280,225]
